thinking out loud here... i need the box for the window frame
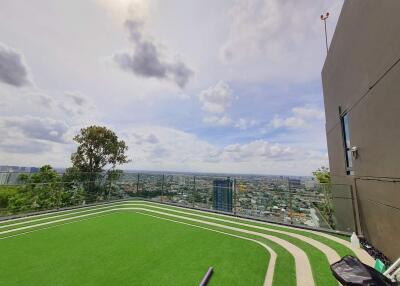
[340,112,354,175]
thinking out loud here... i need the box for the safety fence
[0,171,357,233]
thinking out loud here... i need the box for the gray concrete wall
[331,184,356,233]
[322,0,400,261]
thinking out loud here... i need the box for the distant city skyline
[0,164,314,178]
[0,0,344,175]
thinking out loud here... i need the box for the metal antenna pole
[320,12,330,54]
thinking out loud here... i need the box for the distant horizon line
[0,164,314,178]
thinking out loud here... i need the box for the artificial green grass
[135,207,336,286]
[0,212,268,286]
[0,211,117,239]
[137,201,356,257]
[0,200,359,286]
[0,200,356,259]
[130,201,357,285]
[0,201,122,226]
[0,205,119,231]
[136,211,296,286]
[0,206,296,286]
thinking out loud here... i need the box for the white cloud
[0,85,96,164]
[198,81,232,114]
[270,115,307,129]
[96,0,148,23]
[124,126,218,166]
[268,106,324,130]
[203,115,232,127]
[235,118,258,130]
[220,0,343,83]
[0,84,95,123]
[292,106,325,120]
[221,140,294,162]
[0,1,333,175]
[120,126,327,175]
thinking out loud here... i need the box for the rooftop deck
[0,200,373,286]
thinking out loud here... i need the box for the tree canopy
[313,166,331,184]
[8,165,70,212]
[71,125,130,173]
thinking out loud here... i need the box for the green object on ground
[374,259,386,273]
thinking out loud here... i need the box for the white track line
[125,203,341,264]
[136,211,276,286]
[0,201,337,265]
[2,200,373,266]
[115,207,315,286]
[138,201,374,266]
[0,209,116,235]
[2,201,374,284]
[0,201,124,225]
[0,213,114,240]
[1,206,314,286]
[1,209,276,286]
[0,205,119,229]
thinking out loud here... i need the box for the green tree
[313,166,335,229]
[70,126,130,200]
[71,126,130,173]
[8,165,64,213]
[0,186,18,213]
[312,166,331,184]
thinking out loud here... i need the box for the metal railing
[0,171,357,234]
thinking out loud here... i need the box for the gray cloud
[151,146,169,158]
[113,20,193,88]
[132,132,159,145]
[65,91,87,106]
[58,91,91,115]
[0,42,32,87]
[0,141,50,154]
[0,116,69,143]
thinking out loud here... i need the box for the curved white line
[114,207,315,286]
[1,208,276,286]
[138,201,374,266]
[2,200,373,284]
[0,204,119,229]
[136,211,276,286]
[1,206,313,285]
[126,203,341,264]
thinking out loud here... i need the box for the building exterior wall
[213,179,233,212]
[322,0,400,261]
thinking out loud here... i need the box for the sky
[0,0,344,176]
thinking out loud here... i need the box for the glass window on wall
[341,112,354,175]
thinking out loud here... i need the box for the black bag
[330,255,396,286]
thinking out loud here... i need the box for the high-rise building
[288,178,301,190]
[322,1,400,260]
[30,167,40,173]
[213,178,233,212]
